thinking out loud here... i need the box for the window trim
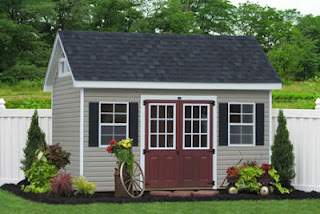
[148,103,176,150]
[58,58,70,78]
[183,103,210,150]
[228,102,256,147]
[99,102,129,147]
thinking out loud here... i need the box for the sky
[229,0,320,16]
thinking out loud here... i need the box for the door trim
[140,95,217,189]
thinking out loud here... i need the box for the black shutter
[129,102,139,146]
[89,102,99,147]
[256,103,264,146]
[219,103,228,146]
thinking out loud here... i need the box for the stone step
[149,190,219,197]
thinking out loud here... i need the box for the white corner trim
[43,34,59,92]
[80,89,84,175]
[74,81,282,90]
[269,90,272,164]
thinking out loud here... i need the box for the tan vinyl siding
[83,89,270,191]
[52,75,80,179]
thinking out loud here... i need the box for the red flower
[234,169,237,172]
[232,173,236,176]
[227,175,231,178]
[238,172,241,175]
[110,140,116,145]
[106,146,112,153]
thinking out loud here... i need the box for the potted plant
[106,138,134,197]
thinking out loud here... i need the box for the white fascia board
[43,33,76,93]
[73,80,282,90]
[43,34,60,92]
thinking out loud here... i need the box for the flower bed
[1,181,320,205]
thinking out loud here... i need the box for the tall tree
[189,0,236,35]
[235,2,299,52]
[268,28,319,80]
[90,0,143,32]
[21,110,47,172]
[271,110,295,187]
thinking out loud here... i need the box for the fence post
[316,98,320,110]
[0,98,5,109]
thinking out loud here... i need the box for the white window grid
[183,104,210,150]
[228,102,255,146]
[99,102,129,147]
[148,103,176,150]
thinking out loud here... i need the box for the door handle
[176,150,180,155]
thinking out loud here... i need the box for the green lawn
[0,80,319,109]
[0,189,319,214]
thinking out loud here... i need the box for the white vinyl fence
[0,100,320,192]
[272,109,320,192]
[0,108,51,186]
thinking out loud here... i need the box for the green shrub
[271,110,295,186]
[22,160,58,193]
[43,143,71,170]
[72,175,97,195]
[20,110,47,172]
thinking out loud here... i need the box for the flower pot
[114,168,130,197]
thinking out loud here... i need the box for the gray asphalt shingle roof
[58,31,282,83]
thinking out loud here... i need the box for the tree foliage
[271,110,295,186]
[21,110,47,172]
[0,0,320,82]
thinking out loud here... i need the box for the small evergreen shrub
[51,172,73,196]
[72,175,97,195]
[43,143,71,169]
[271,110,295,186]
[22,160,58,193]
[21,110,47,172]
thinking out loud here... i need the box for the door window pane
[167,106,174,118]
[193,121,199,133]
[185,135,191,147]
[185,121,191,133]
[185,106,191,118]
[167,135,174,147]
[193,106,199,118]
[201,106,207,118]
[149,104,175,149]
[193,135,199,147]
[151,106,157,118]
[201,135,207,147]
[201,121,207,133]
[159,135,165,147]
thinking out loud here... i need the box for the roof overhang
[73,80,282,90]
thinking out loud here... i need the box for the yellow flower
[128,143,132,148]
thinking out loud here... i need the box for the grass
[0,79,51,109]
[0,79,319,109]
[272,80,320,109]
[0,189,319,214]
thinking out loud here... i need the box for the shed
[44,31,282,191]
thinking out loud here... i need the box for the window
[183,104,210,149]
[229,103,255,146]
[58,58,70,77]
[149,104,176,149]
[99,102,128,146]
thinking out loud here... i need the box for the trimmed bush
[271,110,295,186]
[21,110,47,172]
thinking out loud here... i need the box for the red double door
[144,100,214,189]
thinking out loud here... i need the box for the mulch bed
[1,180,320,205]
